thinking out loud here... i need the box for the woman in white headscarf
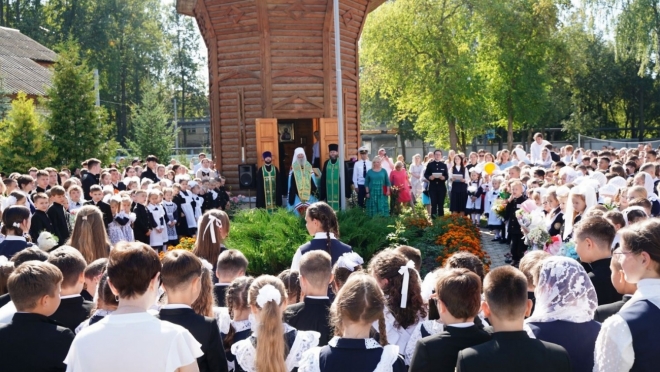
[512,148,531,166]
[525,257,600,372]
[558,167,579,186]
[563,184,597,242]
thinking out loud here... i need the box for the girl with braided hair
[298,273,406,372]
[290,202,352,271]
[220,276,254,372]
[368,249,426,363]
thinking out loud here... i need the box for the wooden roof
[0,27,56,96]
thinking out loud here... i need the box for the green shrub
[226,209,309,276]
[336,208,396,262]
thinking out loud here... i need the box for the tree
[361,0,486,151]
[473,0,561,149]
[0,91,54,173]
[46,40,117,168]
[126,88,178,162]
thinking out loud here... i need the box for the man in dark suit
[456,266,572,372]
[81,158,101,201]
[0,261,75,372]
[284,251,333,346]
[423,149,449,218]
[410,269,491,372]
[157,250,228,372]
[47,247,95,333]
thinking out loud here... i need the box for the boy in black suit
[284,250,333,346]
[574,216,620,305]
[456,266,572,372]
[131,189,153,245]
[47,246,94,332]
[0,248,51,308]
[84,184,113,227]
[29,192,55,242]
[157,250,228,372]
[593,247,636,322]
[0,261,74,372]
[81,258,108,302]
[214,250,248,307]
[48,186,72,246]
[410,268,491,372]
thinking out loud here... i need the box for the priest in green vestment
[319,143,342,211]
[256,151,282,212]
[287,147,319,216]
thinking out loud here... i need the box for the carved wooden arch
[218,69,260,82]
[273,94,325,110]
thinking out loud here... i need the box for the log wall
[185,0,384,188]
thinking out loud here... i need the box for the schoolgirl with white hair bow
[368,250,426,364]
[192,210,230,281]
[231,276,320,372]
[0,206,33,260]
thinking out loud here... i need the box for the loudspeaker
[238,164,256,189]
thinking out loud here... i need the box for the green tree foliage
[0,92,54,172]
[473,0,562,149]
[46,41,117,168]
[126,88,178,162]
[361,0,485,151]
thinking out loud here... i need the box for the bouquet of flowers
[525,226,551,249]
[492,199,507,220]
[602,197,618,211]
[545,235,562,255]
[37,231,58,252]
[499,190,511,200]
[467,185,479,196]
[515,199,539,230]
[559,241,579,260]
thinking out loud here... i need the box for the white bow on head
[200,258,213,271]
[398,260,416,309]
[0,255,11,266]
[202,215,223,244]
[336,252,364,272]
[256,284,282,308]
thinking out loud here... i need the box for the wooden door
[319,118,339,164]
[255,118,279,168]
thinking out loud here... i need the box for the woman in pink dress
[390,161,413,207]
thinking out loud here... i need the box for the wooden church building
[177,0,384,187]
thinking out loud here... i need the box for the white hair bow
[398,260,416,309]
[336,252,364,271]
[200,258,213,271]
[0,255,11,266]
[202,215,223,244]
[256,284,282,308]
[12,222,20,228]
[1,195,17,211]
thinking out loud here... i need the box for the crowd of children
[0,156,231,258]
[1,142,660,372]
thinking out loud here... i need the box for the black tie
[363,161,367,180]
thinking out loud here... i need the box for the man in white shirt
[192,153,206,174]
[378,148,394,175]
[352,146,372,208]
[529,133,550,164]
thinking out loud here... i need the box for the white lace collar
[328,337,381,349]
[300,338,399,372]
[313,232,336,240]
[232,319,252,333]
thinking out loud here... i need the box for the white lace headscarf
[526,256,598,323]
[638,172,659,203]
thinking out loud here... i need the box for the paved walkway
[481,228,510,268]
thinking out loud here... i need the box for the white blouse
[65,312,203,372]
[593,279,660,372]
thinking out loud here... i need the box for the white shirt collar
[3,236,25,242]
[161,304,192,310]
[306,296,329,300]
[446,321,474,328]
[60,294,81,299]
[313,232,336,240]
[215,283,230,287]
